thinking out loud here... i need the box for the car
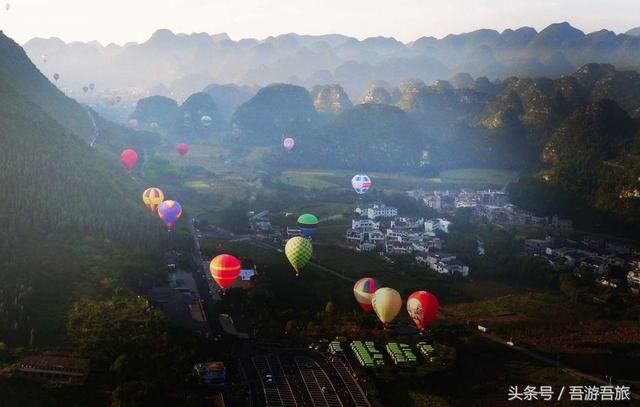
[264,374,274,386]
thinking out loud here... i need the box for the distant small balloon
[128,119,139,130]
[53,73,60,82]
[120,149,138,172]
[283,137,295,151]
[5,3,10,11]
[149,122,159,130]
[201,115,212,127]
[352,174,372,195]
[176,143,189,156]
[89,83,95,91]
[82,86,89,94]
[41,54,48,63]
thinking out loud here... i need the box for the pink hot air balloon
[176,143,189,157]
[128,119,139,130]
[283,137,295,152]
[120,149,138,172]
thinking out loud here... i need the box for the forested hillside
[0,33,166,347]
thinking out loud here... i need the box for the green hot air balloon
[285,236,312,277]
[297,213,319,238]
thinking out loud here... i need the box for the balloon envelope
[285,237,312,276]
[371,287,402,327]
[158,200,182,230]
[283,137,295,151]
[176,143,189,156]
[201,115,212,127]
[128,119,139,130]
[352,174,372,195]
[353,277,383,312]
[297,213,319,238]
[142,187,164,213]
[407,291,440,331]
[120,149,138,172]
[53,73,60,81]
[210,254,242,291]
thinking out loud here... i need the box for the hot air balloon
[407,291,440,332]
[115,95,122,103]
[120,149,138,172]
[5,3,10,11]
[149,122,159,130]
[89,83,95,91]
[353,277,383,312]
[41,54,48,63]
[352,174,372,195]
[283,137,295,152]
[82,86,89,94]
[371,288,402,328]
[201,115,212,127]
[158,200,182,231]
[53,73,60,82]
[142,187,164,213]
[128,119,139,130]
[209,254,242,293]
[285,237,312,277]
[176,143,189,156]
[297,214,319,238]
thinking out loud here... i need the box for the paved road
[239,341,371,407]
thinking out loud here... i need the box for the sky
[1,0,639,45]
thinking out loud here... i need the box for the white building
[367,204,398,220]
[352,218,380,230]
[425,218,451,234]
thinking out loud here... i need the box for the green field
[278,167,518,192]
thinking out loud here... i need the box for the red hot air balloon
[407,291,440,332]
[120,149,138,172]
[176,143,189,156]
[209,254,242,293]
[53,73,60,81]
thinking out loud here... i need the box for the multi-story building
[367,204,398,219]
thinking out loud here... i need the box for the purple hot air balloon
[157,200,183,231]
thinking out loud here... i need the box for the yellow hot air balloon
[371,287,402,328]
[285,237,312,276]
[142,187,164,213]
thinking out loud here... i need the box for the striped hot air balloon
[297,214,319,238]
[285,237,312,277]
[142,187,164,213]
[210,254,241,292]
[353,277,383,312]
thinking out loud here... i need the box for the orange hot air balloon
[120,149,138,172]
[210,254,241,292]
[407,291,440,332]
[176,143,189,156]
